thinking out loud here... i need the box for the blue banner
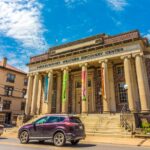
[44,75,48,102]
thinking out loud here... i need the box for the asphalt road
[0,137,150,150]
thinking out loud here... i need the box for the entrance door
[5,113,11,124]
[75,89,81,114]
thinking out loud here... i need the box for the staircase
[80,114,132,137]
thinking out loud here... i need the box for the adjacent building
[0,58,27,125]
[25,30,150,116]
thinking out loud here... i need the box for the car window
[46,116,59,123]
[69,117,81,123]
[35,117,47,124]
[46,116,65,123]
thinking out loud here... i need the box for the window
[24,78,28,86]
[6,73,16,83]
[116,66,124,76]
[88,80,91,87]
[46,116,65,123]
[4,86,13,96]
[3,100,11,110]
[35,117,47,124]
[118,82,128,103]
[47,116,59,123]
[69,117,81,123]
[21,102,25,111]
[76,81,81,88]
[22,89,27,98]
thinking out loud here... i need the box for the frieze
[29,44,141,72]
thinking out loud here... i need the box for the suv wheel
[19,131,29,144]
[71,140,80,145]
[53,132,66,147]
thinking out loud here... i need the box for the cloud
[106,0,128,11]
[64,0,87,8]
[0,0,48,50]
[61,38,68,43]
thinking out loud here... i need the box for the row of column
[25,53,150,115]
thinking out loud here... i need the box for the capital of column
[61,67,69,71]
[79,63,88,68]
[99,59,108,64]
[46,70,53,77]
[121,54,132,60]
[132,52,143,58]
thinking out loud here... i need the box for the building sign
[29,44,141,72]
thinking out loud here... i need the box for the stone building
[26,30,150,116]
[0,58,27,125]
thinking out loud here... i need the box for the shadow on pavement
[0,137,8,140]
[29,141,96,148]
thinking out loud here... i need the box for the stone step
[86,132,132,137]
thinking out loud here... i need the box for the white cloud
[62,38,68,43]
[64,0,87,8]
[0,0,48,50]
[106,0,128,11]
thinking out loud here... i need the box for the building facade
[0,58,27,124]
[26,30,150,116]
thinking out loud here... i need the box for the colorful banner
[82,70,87,101]
[62,71,68,103]
[44,75,48,102]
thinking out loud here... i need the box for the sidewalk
[2,128,150,147]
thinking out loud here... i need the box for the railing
[120,104,133,132]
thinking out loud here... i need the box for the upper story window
[22,89,27,98]
[24,78,28,86]
[116,66,124,76]
[3,100,11,110]
[21,102,25,111]
[4,86,14,96]
[6,73,16,83]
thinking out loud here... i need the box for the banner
[82,70,87,101]
[44,75,48,102]
[62,71,68,103]
[101,68,104,97]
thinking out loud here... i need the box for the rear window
[69,117,81,123]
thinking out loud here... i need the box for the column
[46,70,53,113]
[100,60,110,113]
[36,75,42,115]
[123,55,136,112]
[81,63,88,113]
[25,74,33,115]
[61,68,69,113]
[56,72,61,113]
[30,73,39,115]
[108,63,116,112]
[135,54,150,112]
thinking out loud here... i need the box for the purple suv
[18,114,86,146]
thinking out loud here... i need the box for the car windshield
[69,117,81,123]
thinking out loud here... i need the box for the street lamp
[124,84,128,91]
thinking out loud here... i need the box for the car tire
[53,132,66,147]
[71,140,80,145]
[19,131,29,144]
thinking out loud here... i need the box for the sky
[0,0,150,72]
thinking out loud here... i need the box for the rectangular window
[4,86,13,96]
[116,66,124,76]
[6,73,16,83]
[3,100,11,110]
[24,78,28,86]
[118,82,128,103]
[21,102,25,111]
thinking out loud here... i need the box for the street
[0,137,150,150]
